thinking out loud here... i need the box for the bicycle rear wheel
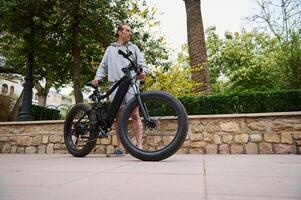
[64,103,97,157]
[118,91,188,161]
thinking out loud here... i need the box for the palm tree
[184,0,211,94]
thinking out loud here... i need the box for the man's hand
[91,79,100,87]
[137,72,146,80]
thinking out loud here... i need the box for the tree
[1,0,172,108]
[183,0,211,94]
[249,0,301,89]
[206,28,283,93]
[249,0,301,41]
[0,0,72,106]
[54,0,171,103]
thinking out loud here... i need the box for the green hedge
[31,105,61,120]
[179,90,301,115]
[0,95,11,121]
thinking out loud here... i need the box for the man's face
[119,25,132,42]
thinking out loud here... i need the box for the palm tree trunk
[184,0,211,94]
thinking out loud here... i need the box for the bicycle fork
[132,84,156,128]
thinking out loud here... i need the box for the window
[9,86,14,95]
[34,93,38,100]
[1,84,8,94]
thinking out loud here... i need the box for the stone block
[54,149,67,154]
[281,133,293,144]
[32,135,42,145]
[38,145,46,154]
[220,122,240,132]
[9,136,16,142]
[231,145,244,154]
[25,146,37,154]
[40,124,63,133]
[296,140,301,146]
[250,134,262,142]
[294,124,301,131]
[176,147,189,154]
[11,146,17,153]
[94,145,106,154]
[24,125,41,134]
[246,143,258,154]
[1,143,11,153]
[190,133,203,141]
[106,145,114,154]
[46,143,54,154]
[205,122,221,133]
[154,136,162,145]
[206,144,218,154]
[202,132,213,142]
[112,135,118,146]
[181,140,191,148]
[213,135,222,144]
[54,143,61,150]
[234,134,249,144]
[0,136,8,142]
[42,135,49,144]
[49,135,62,143]
[161,136,172,146]
[293,132,301,139]
[222,134,233,144]
[17,147,25,154]
[191,125,203,133]
[101,137,111,145]
[259,142,273,154]
[272,121,294,131]
[264,133,280,143]
[191,141,206,148]
[274,144,296,154]
[247,121,267,131]
[16,136,32,146]
[189,147,205,154]
[219,144,230,154]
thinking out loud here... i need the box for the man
[92,23,147,156]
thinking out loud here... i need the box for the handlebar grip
[86,79,104,88]
[86,82,95,87]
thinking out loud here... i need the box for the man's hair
[115,23,130,39]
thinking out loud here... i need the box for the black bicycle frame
[104,75,131,128]
[90,49,151,132]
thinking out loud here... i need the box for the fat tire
[118,91,188,161]
[64,103,97,157]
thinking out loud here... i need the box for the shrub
[179,90,301,115]
[31,105,61,120]
[0,95,11,121]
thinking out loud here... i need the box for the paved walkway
[0,154,300,200]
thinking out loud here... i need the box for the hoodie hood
[111,42,133,47]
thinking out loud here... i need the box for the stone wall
[0,112,300,154]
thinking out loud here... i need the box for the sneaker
[106,148,125,157]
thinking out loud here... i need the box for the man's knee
[131,111,140,121]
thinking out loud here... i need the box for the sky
[145,0,258,54]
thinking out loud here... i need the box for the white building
[0,78,75,107]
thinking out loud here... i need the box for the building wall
[0,79,75,107]
[0,112,300,154]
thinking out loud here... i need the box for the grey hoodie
[95,42,148,82]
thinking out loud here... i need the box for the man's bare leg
[131,107,143,149]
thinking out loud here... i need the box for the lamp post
[18,23,34,121]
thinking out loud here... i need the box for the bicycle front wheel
[118,91,188,161]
